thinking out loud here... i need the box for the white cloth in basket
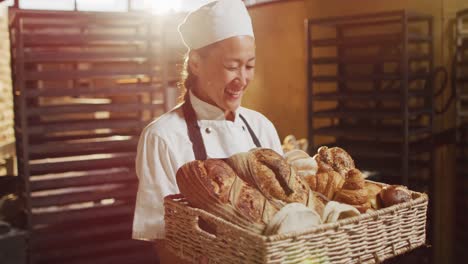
[264,202,322,235]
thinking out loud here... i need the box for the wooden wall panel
[245,0,309,141]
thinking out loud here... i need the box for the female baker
[131,0,306,262]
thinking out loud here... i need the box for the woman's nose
[236,68,248,86]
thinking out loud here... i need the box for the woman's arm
[132,130,179,241]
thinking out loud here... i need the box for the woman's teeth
[226,89,241,97]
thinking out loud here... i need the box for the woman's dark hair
[177,43,217,102]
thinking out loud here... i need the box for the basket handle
[194,215,218,239]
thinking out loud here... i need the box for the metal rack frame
[9,8,169,264]
[306,11,435,263]
[306,10,434,189]
[455,7,468,262]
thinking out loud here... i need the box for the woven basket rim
[165,194,266,241]
[164,181,428,243]
[265,190,428,242]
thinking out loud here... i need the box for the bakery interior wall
[245,0,468,263]
[243,0,309,141]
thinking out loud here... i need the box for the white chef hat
[178,0,254,50]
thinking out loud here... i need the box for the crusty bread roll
[176,159,273,233]
[378,185,411,208]
[333,169,370,213]
[227,148,309,205]
[334,189,369,207]
[226,148,326,218]
[315,146,355,177]
[304,171,345,200]
[178,147,395,234]
[342,169,365,190]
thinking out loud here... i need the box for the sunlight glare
[145,0,182,14]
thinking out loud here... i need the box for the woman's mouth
[225,88,242,99]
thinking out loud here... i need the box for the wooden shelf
[29,153,135,175]
[24,68,154,81]
[30,168,136,191]
[31,183,137,208]
[313,124,431,139]
[25,119,148,135]
[24,51,151,63]
[31,202,134,227]
[313,90,429,101]
[22,33,153,46]
[27,103,163,117]
[313,107,432,119]
[25,84,162,98]
[311,54,431,65]
[311,71,430,83]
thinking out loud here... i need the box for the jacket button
[205,127,212,134]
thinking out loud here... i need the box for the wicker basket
[164,183,428,264]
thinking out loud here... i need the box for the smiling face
[189,35,256,114]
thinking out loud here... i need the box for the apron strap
[182,94,208,161]
[238,114,261,148]
[182,93,262,160]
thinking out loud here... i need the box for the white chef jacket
[132,91,283,241]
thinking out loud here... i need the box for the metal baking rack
[455,8,468,262]
[306,11,435,263]
[306,10,434,192]
[9,9,168,263]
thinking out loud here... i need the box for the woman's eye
[225,66,238,71]
[224,65,254,71]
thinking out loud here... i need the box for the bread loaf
[333,169,370,213]
[315,146,355,177]
[176,159,274,233]
[177,147,388,233]
[227,149,307,204]
[297,147,386,213]
[378,185,411,208]
[304,171,345,200]
[226,148,326,217]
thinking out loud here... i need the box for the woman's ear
[188,52,202,76]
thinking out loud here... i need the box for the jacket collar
[189,90,240,121]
